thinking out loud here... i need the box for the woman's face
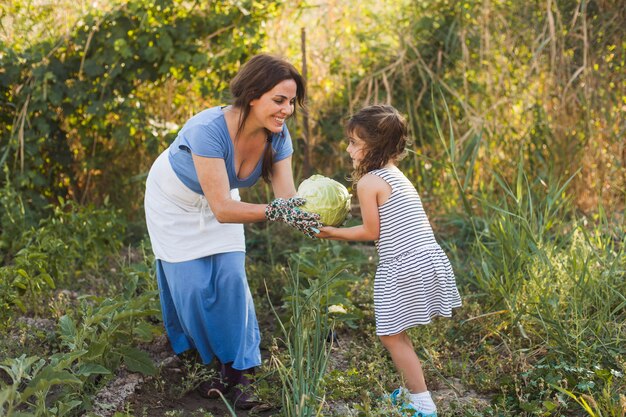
[347,131,367,169]
[249,79,297,133]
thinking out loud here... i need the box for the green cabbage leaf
[297,175,351,226]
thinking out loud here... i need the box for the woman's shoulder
[174,107,231,153]
[180,107,228,139]
[184,106,226,128]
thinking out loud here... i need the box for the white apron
[144,150,245,263]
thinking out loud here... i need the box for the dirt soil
[91,330,490,417]
[89,334,276,417]
[89,275,490,417]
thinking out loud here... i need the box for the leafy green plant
[268,246,343,417]
[57,279,160,376]
[286,242,367,329]
[0,200,126,321]
[0,167,39,262]
[0,353,85,417]
[0,270,160,416]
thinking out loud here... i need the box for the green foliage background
[1,0,279,214]
[0,0,624,416]
[2,0,624,217]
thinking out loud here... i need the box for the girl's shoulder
[356,172,391,193]
[366,166,403,180]
[356,172,393,206]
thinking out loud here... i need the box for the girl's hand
[314,226,338,239]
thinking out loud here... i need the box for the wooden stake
[301,27,311,176]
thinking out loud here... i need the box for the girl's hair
[346,105,409,183]
[230,54,306,183]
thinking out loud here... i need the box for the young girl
[316,105,461,417]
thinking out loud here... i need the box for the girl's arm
[316,174,385,241]
[193,154,267,223]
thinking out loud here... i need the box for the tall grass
[429,90,626,415]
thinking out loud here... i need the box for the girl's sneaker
[388,388,437,417]
[388,387,409,405]
[399,403,438,417]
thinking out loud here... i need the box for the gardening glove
[265,198,322,238]
[284,196,307,209]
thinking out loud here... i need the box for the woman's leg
[155,260,194,354]
[159,253,261,368]
[227,365,259,409]
[379,331,427,393]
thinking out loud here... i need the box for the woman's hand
[265,198,322,238]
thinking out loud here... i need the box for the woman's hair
[230,54,306,183]
[346,105,410,183]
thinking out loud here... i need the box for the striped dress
[369,167,462,336]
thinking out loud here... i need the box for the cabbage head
[297,175,351,226]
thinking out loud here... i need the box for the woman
[144,54,321,409]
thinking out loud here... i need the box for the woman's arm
[315,174,384,241]
[193,154,266,223]
[270,156,297,199]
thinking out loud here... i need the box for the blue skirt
[156,251,261,370]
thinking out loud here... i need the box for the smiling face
[249,79,297,133]
[346,131,368,169]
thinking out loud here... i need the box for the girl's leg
[379,331,427,393]
[380,331,437,414]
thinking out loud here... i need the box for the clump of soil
[90,371,144,416]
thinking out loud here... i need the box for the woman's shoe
[196,363,230,399]
[229,368,265,410]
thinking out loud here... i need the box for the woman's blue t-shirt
[167,106,293,194]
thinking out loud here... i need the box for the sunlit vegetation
[1,0,624,416]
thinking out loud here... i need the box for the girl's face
[347,131,367,169]
[249,79,297,133]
